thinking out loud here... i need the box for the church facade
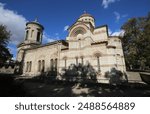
[17,13,126,83]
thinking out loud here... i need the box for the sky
[0,0,150,59]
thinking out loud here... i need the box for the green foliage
[121,12,150,70]
[0,25,12,64]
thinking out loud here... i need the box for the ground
[0,74,150,97]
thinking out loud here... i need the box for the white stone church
[17,13,126,83]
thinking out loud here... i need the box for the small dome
[26,18,44,30]
[78,12,95,28]
[79,13,94,19]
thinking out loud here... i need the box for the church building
[17,13,126,83]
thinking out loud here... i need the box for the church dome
[79,13,94,18]
[78,12,95,27]
[26,18,44,30]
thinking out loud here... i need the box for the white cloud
[108,29,124,37]
[102,0,119,9]
[114,11,121,22]
[42,32,59,43]
[108,29,112,35]
[111,30,125,37]
[0,2,27,45]
[114,11,128,22]
[7,45,16,55]
[64,25,69,31]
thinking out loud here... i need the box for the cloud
[108,29,112,35]
[42,32,60,44]
[108,29,124,37]
[113,11,128,22]
[111,30,125,37]
[64,25,69,31]
[0,2,27,45]
[43,32,55,43]
[114,11,121,22]
[102,0,120,9]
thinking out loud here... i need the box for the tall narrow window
[64,59,67,69]
[50,59,54,71]
[81,57,84,65]
[97,56,100,72]
[31,30,34,37]
[55,59,57,71]
[25,30,29,40]
[26,62,29,72]
[29,61,32,72]
[38,60,41,72]
[37,31,41,42]
[42,60,45,72]
[75,57,78,66]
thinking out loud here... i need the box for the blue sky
[0,0,149,59]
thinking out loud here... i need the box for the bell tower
[24,18,44,45]
[16,19,44,74]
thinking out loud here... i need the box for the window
[26,62,29,72]
[55,59,57,71]
[38,60,41,72]
[26,61,32,72]
[81,57,84,65]
[42,60,45,72]
[75,57,78,66]
[31,30,34,37]
[29,61,32,72]
[97,56,100,72]
[50,59,54,71]
[64,58,67,69]
[25,30,29,40]
[37,31,41,42]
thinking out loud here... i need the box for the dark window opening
[42,60,45,72]
[97,57,100,72]
[76,57,78,66]
[55,59,57,71]
[25,30,29,40]
[29,61,32,72]
[38,60,41,72]
[37,31,41,42]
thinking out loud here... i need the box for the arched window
[26,62,29,72]
[50,59,54,71]
[25,30,29,40]
[81,56,84,65]
[55,59,57,71]
[63,57,67,69]
[29,61,32,72]
[37,31,41,42]
[75,57,78,66]
[42,60,45,72]
[38,60,41,72]
[97,56,100,72]
[69,27,87,37]
[31,30,34,37]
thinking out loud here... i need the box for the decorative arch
[69,23,89,37]
[63,56,67,69]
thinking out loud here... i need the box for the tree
[121,12,150,70]
[0,25,12,64]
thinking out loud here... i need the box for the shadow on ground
[1,74,150,97]
[0,74,28,96]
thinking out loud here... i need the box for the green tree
[0,25,12,64]
[121,12,150,70]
